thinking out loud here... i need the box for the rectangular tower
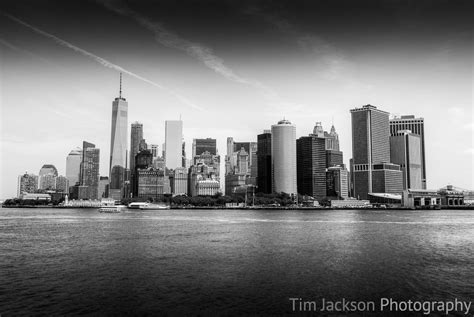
[390,115,426,189]
[109,74,128,200]
[80,141,100,200]
[193,138,217,157]
[390,131,422,190]
[350,104,402,199]
[257,130,272,194]
[165,120,183,170]
[297,135,327,200]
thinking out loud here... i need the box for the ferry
[98,205,127,213]
[128,202,149,209]
[139,203,170,210]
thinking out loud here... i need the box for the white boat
[98,205,127,213]
[128,202,149,209]
[139,203,170,210]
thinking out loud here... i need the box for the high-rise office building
[55,176,69,193]
[137,168,166,200]
[38,164,58,190]
[165,120,183,170]
[297,130,327,200]
[324,124,340,151]
[98,176,109,198]
[271,119,297,196]
[39,164,58,177]
[350,105,403,199]
[326,166,349,199]
[170,167,188,195]
[17,173,38,197]
[225,137,258,194]
[390,130,422,190]
[109,74,128,200]
[150,144,159,159]
[79,141,100,200]
[193,138,217,157]
[130,122,143,174]
[390,115,426,189]
[133,149,153,197]
[66,148,82,188]
[257,130,272,194]
[323,124,343,168]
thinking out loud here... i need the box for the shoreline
[2,205,473,211]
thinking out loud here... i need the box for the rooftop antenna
[119,72,122,99]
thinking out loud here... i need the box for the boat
[128,202,149,209]
[139,203,170,210]
[99,205,127,213]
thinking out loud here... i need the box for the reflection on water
[1,208,473,315]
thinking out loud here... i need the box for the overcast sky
[0,0,472,199]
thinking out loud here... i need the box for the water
[1,208,473,315]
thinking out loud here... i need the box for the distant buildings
[98,176,109,198]
[17,172,38,197]
[390,130,422,190]
[79,141,100,200]
[55,176,69,193]
[271,119,297,196]
[257,130,272,194]
[188,162,220,196]
[225,137,257,195]
[66,148,82,188]
[390,115,426,189]
[350,105,403,199]
[109,74,128,200]
[297,124,327,200]
[165,120,183,170]
[170,167,188,195]
[326,166,349,199]
[130,122,144,171]
[38,164,58,190]
[188,138,221,196]
[137,168,166,200]
[193,138,217,157]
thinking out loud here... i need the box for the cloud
[2,12,202,111]
[99,0,277,99]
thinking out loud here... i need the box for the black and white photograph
[0,0,473,315]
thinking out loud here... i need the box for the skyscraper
[17,173,38,197]
[193,138,217,157]
[66,148,82,188]
[165,120,183,170]
[55,176,69,193]
[130,122,143,174]
[109,74,128,200]
[225,137,258,194]
[390,130,422,190]
[323,124,344,168]
[271,119,297,196]
[297,128,327,200]
[350,105,403,199]
[390,115,426,189]
[79,141,100,200]
[38,164,58,190]
[257,130,272,194]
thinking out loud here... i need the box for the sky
[0,0,472,199]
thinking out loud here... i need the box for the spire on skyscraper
[119,72,122,99]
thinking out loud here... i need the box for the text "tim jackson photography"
[289,298,473,315]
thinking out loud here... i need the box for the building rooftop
[277,119,292,125]
[350,104,390,114]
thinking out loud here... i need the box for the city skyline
[1,0,473,198]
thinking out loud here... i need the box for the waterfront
[1,208,473,315]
